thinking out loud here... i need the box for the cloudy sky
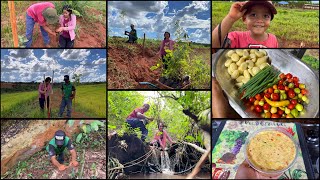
[1,49,106,82]
[108,1,211,44]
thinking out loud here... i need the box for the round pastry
[246,130,296,172]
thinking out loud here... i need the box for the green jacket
[46,136,70,155]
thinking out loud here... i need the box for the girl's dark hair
[45,77,51,82]
[62,5,72,15]
[164,32,170,40]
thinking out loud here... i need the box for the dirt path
[108,43,161,89]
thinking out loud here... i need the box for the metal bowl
[212,49,319,118]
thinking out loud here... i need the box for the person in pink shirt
[56,5,77,48]
[212,0,278,48]
[159,32,175,69]
[38,77,52,111]
[151,122,174,151]
[25,2,59,47]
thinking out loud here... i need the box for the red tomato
[268,87,274,94]
[278,80,284,85]
[294,81,299,88]
[286,73,293,79]
[271,93,280,101]
[285,86,290,91]
[287,78,293,83]
[293,77,299,83]
[249,97,255,103]
[288,103,296,110]
[301,89,308,95]
[255,94,262,101]
[263,103,270,110]
[287,89,296,99]
[279,73,286,80]
[278,84,285,90]
[264,93,271,99]
[271,114,280,118]
[290,99,298,105]
[278,109,284,116]
[255,105,263,113]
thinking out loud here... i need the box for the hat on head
[64,75,69,81]
[241,0,277,20]
[42,7,59,24]
[54,130,66,146]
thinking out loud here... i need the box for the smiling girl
[56,5,77,48]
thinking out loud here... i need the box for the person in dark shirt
[58,75,76,118]
[125,24,138,43]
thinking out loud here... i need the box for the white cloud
[92,58,106,64]
[60,49,91,61]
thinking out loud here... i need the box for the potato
[236,57,245,66]
[248,68,254,76]
[252,67,261,75]
[244,70,251,79]
[251,57,257,63]
[255,51,264,58]
[231,53,240,62]
[227,50,235,57]
[235,49,244,56]
[259,62,269,70]
[236,75,245,83]
[250,49,258,54]
[256,56,268,66]
[224,59,233,67]
[259,49,267,56]
[239,62,248,71]
[236,82,244,88]
[250,53,257,59]
[243,50,249,58]
[231,70,240,79]
[242,77,250,84]
[247,60,254,68]
[229,63,237,72]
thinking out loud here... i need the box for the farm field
[0,84,106,118]
[212,2,319,48]
[1,1,106,47]
[108,36,211,89]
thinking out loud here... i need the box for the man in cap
[124,24,138,43]
[46,130,79,171]
[58,75,76,118]
[25,2,59,47]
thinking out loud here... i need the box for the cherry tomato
[249,97,255,103]
[267,87,274,94]
[287,89,296,99]
[255,105,263,113]
[271,113,280,118]
[288,103,296,110]
[290,99,298,105]
[301,89,308,95]
[278,84,285,90]
[285,86,290,91]
[293,77,299,83]
[286,73,293,79]
[255,94,262,101]
[287,78,293,83]
[294,81,299,88]
[254,100,260,106]
[273,84,278,90]
[278,80,284,85]
[271,93,280,101]
[279,73,286,80]
[278,109,284,116]
[263,103,271,110]
[264,93,271,99]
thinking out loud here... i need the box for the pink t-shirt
[151,130,173,149]
[27,2,55,26]
[38,82,52,99]
[228,31,278,48]
[127,108,145,119]
[160,39,175,56]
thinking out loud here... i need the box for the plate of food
[212,49,319,118]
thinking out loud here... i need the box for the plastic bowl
[244,127,298,177]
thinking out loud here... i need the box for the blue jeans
[58,98,72,118]
[126,118,148,141]
[25,13,50,47]
[49,152,64,164]
[128,34,137,43]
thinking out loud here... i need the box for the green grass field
[0,84,106,118]
[212,2,319,47]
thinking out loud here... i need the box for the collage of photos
[0,0,319,180]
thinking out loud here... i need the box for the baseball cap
[55,130,66,146]
[42,7,59,24]
[64,75,69,81]
[241,0,277,20]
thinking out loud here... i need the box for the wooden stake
[43,74,47,112]
[8,1,18,47]
[143,33,146,57]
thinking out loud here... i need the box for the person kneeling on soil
[150,122,174,151]
[126,104,154,142]
[46,130,79,171]
[124,24,137,43]
[25,2,59,47]
[38,77,52,111]
[159,32,175,70]
[56,5,77,48]
[58,75,76,118]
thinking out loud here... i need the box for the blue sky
[1,49,106,82]
[108,1,211,44]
